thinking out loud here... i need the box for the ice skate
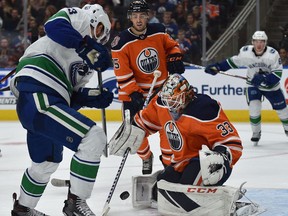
[63,191,95,216]
[251,131,261,146]
[142,153,153,175]
[11,193,48,216]
[285,130,288,137]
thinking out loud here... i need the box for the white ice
[0,121,288,215]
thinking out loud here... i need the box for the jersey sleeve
[44,7,89,49]
[163,33,182,55]
[206,105,243,166]
[133,96,162,135]
[227,46,251,68]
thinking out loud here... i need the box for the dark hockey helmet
[160,74,195,113]
[127,0,149,17]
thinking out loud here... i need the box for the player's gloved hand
[205,63,221,75]
[76,35,111,72]
[251,73,267,87]
[199,145,231,186]
[129,91,145,112]
[167,53,185,74]
[71,87,113,109]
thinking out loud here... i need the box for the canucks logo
[137,48,159,73]
[164,121,183,151]
[70,62,90,86]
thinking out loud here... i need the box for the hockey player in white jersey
[205,31,288,145]
[9,4,113,216]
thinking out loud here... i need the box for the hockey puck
[120,191,130,200]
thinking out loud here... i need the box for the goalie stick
[183,62,247,80]
[50,70,162,215]
[50,70,162,189]
[101,69,162,216]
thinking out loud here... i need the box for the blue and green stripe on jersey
[33,92,90,137]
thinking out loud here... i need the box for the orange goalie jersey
[134,93,243,172]
[111,23,181,101]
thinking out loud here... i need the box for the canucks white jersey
[226,45,282,91]
[10,7,93,104]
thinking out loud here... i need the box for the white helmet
[83,4,111,45]
[252,31,268,43]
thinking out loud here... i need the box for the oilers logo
[164,121,183,151]
[137,48,159,73]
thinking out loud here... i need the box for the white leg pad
[132,170,162,208]
[157,180,241,216]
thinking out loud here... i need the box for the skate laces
[75,198,95,216]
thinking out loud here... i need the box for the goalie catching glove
[199,145,232,186]
[109,110,145,157]
[76,35,110,72]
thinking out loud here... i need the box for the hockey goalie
[109,74,264,216]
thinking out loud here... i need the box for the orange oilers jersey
[134,94,243,172]
[111,23,182,101]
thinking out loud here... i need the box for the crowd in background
[0,0,288,69]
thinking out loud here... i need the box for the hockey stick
[101,70,162,216]
[51,70,162,189]
[183,62,247,80]
[97,71,108,157]
[0,68,16,83]
[101,147,130,216]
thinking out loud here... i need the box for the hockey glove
[130,91,145,112]
[71,87,113,109]
[251,73,267,87]
[205,63,221,75]
[199,145,232,186]
[76,35,111,72]
[167,53,185,74]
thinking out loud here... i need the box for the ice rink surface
[1,121,288,215]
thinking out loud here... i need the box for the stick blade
[101,203,110,216]
[51,178,70,187]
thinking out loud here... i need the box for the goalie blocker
[109,110,145,157]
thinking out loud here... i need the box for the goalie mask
[83,4,111,45]
[160,74,195,113]
[252,31,268,55]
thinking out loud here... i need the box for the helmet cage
[160,74,193,112]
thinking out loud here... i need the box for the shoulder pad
[146,23,166,35]
[111,29,135,50]
[184,94,220,120]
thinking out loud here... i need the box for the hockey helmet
[83,4,111,45]
[127,0,149,18]
[160,74,195,112]
[252,31,268,43]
